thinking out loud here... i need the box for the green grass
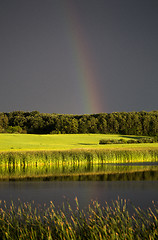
[0,133,158,152]
[0,198,158,240]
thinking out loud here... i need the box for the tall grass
[0,149,158,180]
[0,198,157,239]
[0,149,158,166]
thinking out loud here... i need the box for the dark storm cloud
[0,0,158,114]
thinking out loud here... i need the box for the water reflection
[0,161,158,181]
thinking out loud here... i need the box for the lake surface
[0,181,158,211]
[0,162,158,212]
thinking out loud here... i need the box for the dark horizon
[1,109,158,116]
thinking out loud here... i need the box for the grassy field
[0,133,158,152]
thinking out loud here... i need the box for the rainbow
[61,1,103,114]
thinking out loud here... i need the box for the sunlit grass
[0,133,158,152]
[0,149,158,180]
[0,198,157,240]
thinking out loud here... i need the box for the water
[0,181,158,211]
[0,162,158,211]
[1,161,158,180]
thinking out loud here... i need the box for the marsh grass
[0,198,158,239]
[0,149,158,166]
[0,149,158,180]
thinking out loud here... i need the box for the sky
[0,0,158,115]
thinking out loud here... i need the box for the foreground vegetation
[0,199,158,240]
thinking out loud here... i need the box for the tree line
[0,110,157,136]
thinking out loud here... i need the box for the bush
[126,139,137,144]
[99,137,158,145]
[6,126,23,134]
[50,130,61,134]
[99,139,128,144]
[0,126,5,133]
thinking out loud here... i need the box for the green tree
[107,114,119,133]
[97,117,107,133]
[0,113,8,132]
[150,115,158,136]
[132,113,143,135]
[87,117,98,133]
[78,116,88,133]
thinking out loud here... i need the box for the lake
[0,180,158,212]
[0,162,158,212]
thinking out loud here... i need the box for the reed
[0,149,158,180]
[0,149,158,166]
[0,199,157,239]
